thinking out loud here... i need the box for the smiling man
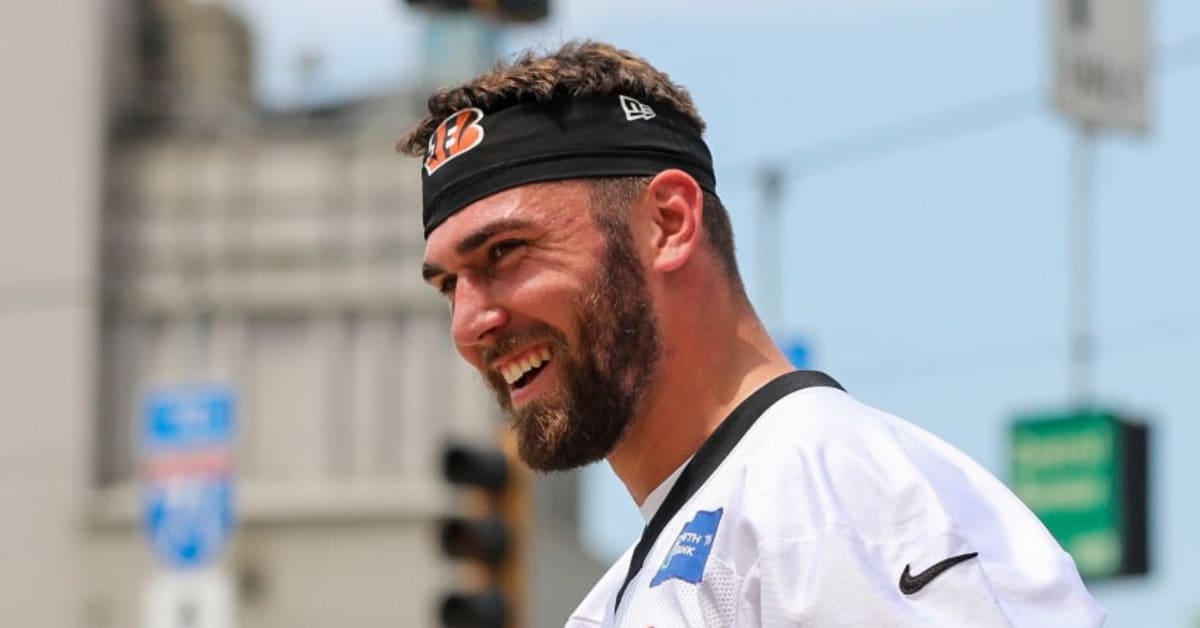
[399,41,1104,627]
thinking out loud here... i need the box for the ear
[644,169,704,274]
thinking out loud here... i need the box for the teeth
[499,347,552,386]
[502,364,519,384]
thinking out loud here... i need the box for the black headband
[419,95,717,238]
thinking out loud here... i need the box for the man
[401,41,1104,627]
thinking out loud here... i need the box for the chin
[511,413,614,473]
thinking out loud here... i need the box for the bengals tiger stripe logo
[424,108,486,175]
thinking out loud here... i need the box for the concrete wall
[0,1,102,626]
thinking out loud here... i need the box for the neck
[606,294,793,504]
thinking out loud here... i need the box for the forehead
[423,181,596,261]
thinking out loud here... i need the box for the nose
[450,273,507,351]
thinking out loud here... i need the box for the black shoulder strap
[612,370,844,612]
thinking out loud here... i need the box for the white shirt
[565,372,1105,627]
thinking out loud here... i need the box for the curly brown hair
[399,40,742,288]
[396,40,705,156]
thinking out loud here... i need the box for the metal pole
[759,166,784,334]
[1068,124,1095,405]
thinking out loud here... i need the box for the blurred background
[1,0,1197,626]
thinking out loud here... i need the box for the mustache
[479,324,571,366]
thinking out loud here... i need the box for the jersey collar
[613,370,844,611]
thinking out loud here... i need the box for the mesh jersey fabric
[565,385,1105,628]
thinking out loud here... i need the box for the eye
[437,276,457,297]
[489,239,525,261]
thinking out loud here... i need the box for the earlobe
[646,170,704,273]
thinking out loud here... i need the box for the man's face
[422,181,661,471]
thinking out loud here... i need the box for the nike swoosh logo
[898,552,979,595]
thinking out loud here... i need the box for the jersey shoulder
[722,386,968,542]
[574,386,1103,627]
[704,387,1104,626]
[710,385,1089,570]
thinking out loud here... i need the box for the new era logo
[619,95,656,121]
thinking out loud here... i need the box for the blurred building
[0,0,603,626]
[0,2,102,627]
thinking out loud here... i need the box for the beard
[480,226,661,472]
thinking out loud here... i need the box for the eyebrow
[421,217,537,284]
[421,262,446,284]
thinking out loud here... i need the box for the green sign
[1010,408,1148,579]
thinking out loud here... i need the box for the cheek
[453,342,485,371]
[496,264,589,323]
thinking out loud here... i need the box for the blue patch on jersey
[650,508,723,587]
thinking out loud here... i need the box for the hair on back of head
[397,40,706,156]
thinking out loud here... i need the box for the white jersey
[566,372,1104,628]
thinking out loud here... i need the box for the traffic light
[404,0,550,23]
[437,438,528,628]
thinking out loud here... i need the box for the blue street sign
[141,384,237,570]
[143,480,235,569]
[144,387,235,451]
[782,337,811,369]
